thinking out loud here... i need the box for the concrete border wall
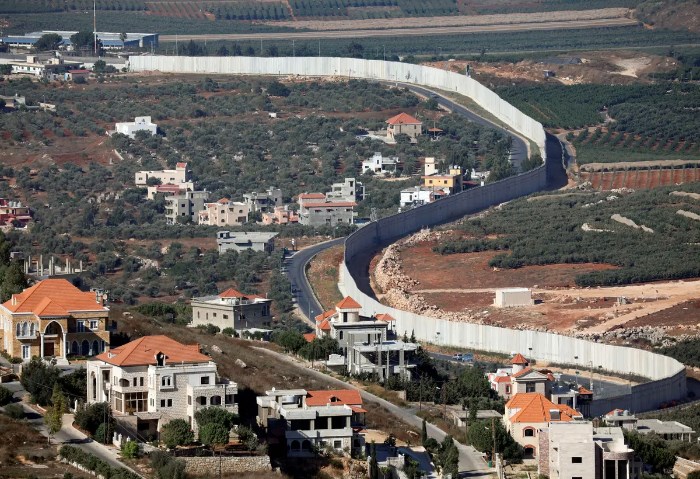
[128,54,686,415]
[129,55,546,160]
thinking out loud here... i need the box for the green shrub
[94,422,113,444]
[3,403,24,419]
[160,419,194,448]
[198,422,230,447]
[121,440,140,459]
[222,327,235,336]
[0,385,14,406]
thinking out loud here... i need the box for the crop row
[0,0,147,14]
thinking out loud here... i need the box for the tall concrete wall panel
[129,56,546,160]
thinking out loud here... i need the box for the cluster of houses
[480,353,696,478]
[1,278,697,476]
[0,197,32,229]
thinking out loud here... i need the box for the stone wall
[180,455,272,475]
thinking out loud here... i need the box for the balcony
[16,332,38,340]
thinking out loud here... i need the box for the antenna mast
[93,0,97,56]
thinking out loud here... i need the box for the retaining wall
[180,455,272,475]
[129,55,546,160]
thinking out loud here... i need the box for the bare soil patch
[582,167,700,190]
[306,244,345,311]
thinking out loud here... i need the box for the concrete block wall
[180,455,271,475]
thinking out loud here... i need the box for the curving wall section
[130,55,546,160]
[129,54,686,415]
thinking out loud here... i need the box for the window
[139,377,144,387]
[77,321,85,332]
[160,399,166,407]
[167,399,172,407]
[90,320,98,330]
[334,440,342,449]
[132,377,137,387]
[526,383,536,393]
[124,392,148,413]
[572,457,583,464]
[523,428,535,437]
[161,376,172,387]
[188,396,192,405]
[505,385,511,394]
[22,345,30,359]
[201,376,210,385]
[223,315,228,320]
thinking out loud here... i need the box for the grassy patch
[306,244,347,311]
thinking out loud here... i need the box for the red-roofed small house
[88,335,237,440]
[386,112,422,140]
[191,287,272,332]
[0,278,110,362]
[504,393,583,457]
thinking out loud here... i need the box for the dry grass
[306,244,345,311]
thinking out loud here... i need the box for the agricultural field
[580,164,700,190]
[372,185,700,335]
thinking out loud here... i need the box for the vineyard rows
[0,0,147,14]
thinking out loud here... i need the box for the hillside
[636,0,700,33]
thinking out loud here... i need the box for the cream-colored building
[504,392,583,457]
[191,288,272,331]
[0,279,110,363]
[386,112,422,140]
[494,288,533,308]
[198,198,249,226]
[135,162,189,186]
[115,116,157,139]
[539,422,642,479]
[87,335,237,439]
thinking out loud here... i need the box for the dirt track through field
[160,17,637,42]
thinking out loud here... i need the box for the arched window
[523,427,536,437]
[16,323,20,336]
[71,341,79,355]
[30,323,35,336]
[81,340,89,356]
[21,322,28,337]
[210,395,221,406]
[301,440,312,451]
[290,440,300,451]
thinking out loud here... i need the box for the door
[44,341,55,357]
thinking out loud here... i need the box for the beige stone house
[386,112,422,140]
[0,279,110,362]
[198,198,250,226]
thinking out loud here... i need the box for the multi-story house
[422,165,464,194]
[0,279,110,362]
[256,388,365,457]
[298,198,356,226]
[386,112,422,141]
[361,152,399,175]
[135,162,189,186]
[0,198,32,227]
[261,205,299,225]
[243,187,283,213]
[198,199,250,226]
[399,185,449,208]
[539,421,642,479]
[87,335,237,439]
[504,392,583,458]
[326,178,364,202]
[164,190,209,224]
[315,297,418,381]
[191,288,273,331]
[146,182,195,201]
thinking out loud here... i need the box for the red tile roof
[375,313,394,322]
[176,162,187,168]
[94,335,210,367]
[218,288,265,301]
[68,69,90,74]
[217,198,230,204]
[494,376,512,384]
[578,386,593,395]
[318,319,331,331]
[306,389,362,407]
[506,393,581,424]
[315,310,335,323]
[303,333,317,343]
[386,112,421,125]
[512,367,534,379]
[3,279,107,317]
[511,353,528,365]
[336,296,361,310]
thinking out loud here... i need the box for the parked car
[460,353,474,362]
[452,353,463,360]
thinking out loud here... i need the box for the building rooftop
[506,393,581,423]
[511,353,528,365]
[636,419,695,435]
[305,389,362,407]
[301,201,357,208]
[386,112,421,125]
[94,335,210,367]
[352,340,419,353]
[336,296,361,310]
[3,278,107,316]
[298,193,326,200]
[218,232,279,243]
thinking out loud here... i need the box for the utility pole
[93,0,97,56]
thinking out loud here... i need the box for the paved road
[1,381,142,476]
[394,83,527,169]
[160,17,636,42]
[285,237,345,322]
[430,353,632,400]
[253,346,492,477]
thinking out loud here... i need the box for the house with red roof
[0,198,32,228]
[256,387,365,457]
[504,392,583,457]
[191,287,273,332]
[0,278,110,362]
[315,297,418,381]
[87,334,237,440]
[386,112,422,141]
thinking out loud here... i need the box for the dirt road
[160,17,637,42]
